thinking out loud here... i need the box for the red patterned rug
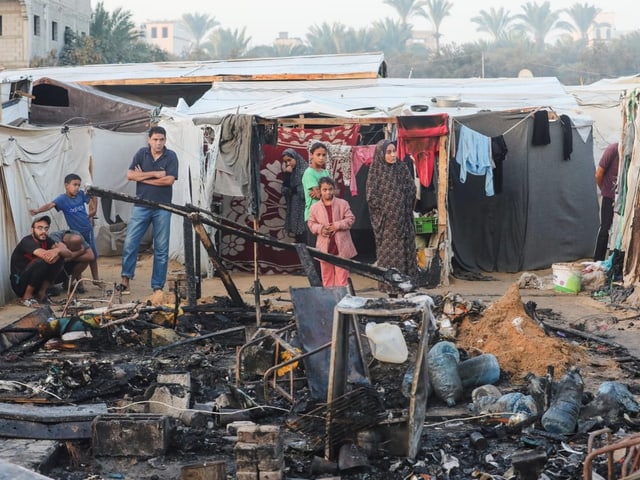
[220,124,360,274]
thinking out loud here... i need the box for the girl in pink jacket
[308,177,357,287]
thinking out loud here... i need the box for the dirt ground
[1,253,639,479]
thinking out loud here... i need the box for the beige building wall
[0,0,90,68]
[588,12,616,45]
[142,20,191,57]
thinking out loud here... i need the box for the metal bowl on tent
[432,96,461,108]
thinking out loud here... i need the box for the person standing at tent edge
[119,126,178,294]
[302,142,330,247]
[594,142,619,261]
[367,139,417,297]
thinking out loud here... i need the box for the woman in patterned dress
[281,148,308,243]
[366,139,417,296]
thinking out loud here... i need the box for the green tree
[59,30,103,65]
[471,7,515,42]
[90,2,140,62]
[372,18,412,56]
[245,42,310,58]
[343,27,377,53]
[60,1,167,64]
[181,13,219,58]
[565,2,601,43]
[514,1,574,50]
[383,0,427,27]
[419,0,453,55]
[306,22,349,54]
[206,27,251,59]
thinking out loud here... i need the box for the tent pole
[253,215,262,327]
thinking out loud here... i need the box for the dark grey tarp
[448,110,599,273]
[30,78,154,132]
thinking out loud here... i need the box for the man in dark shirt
[594,142,620,261]
[10,216,64,306]
[119,126,179,294]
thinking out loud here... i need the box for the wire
[108,399,290,415]
[424,411,517,428]
[6,380,64,401]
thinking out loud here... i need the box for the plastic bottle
[427,341,462,406]
[597,381,640,414]
[480,392,523,413]
[471,384,502,404]
[541,369,584,434]
[365,322,408,363]
[458,354,501,390]
[525,372,551,413]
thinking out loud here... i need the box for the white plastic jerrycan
[365,322,408,363]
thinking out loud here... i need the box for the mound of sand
[456,283,585,379]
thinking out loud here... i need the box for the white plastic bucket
[365,322,408,363]
[552,263,582,293]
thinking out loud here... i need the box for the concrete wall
[0,0,90,68]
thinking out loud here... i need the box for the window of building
[151,27,157,38]
[52,21,58,41]
[64,26,72,44]
[34,15,40,36]
[0,16,3,36]
[162,27,168,38]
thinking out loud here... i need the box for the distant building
[408,30,436,51]
[140,20,191,57]
[273,32,303,49]
[586,12,617,45]
[0,0,90,68]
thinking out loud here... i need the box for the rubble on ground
[0,281,639,480]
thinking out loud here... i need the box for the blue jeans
[121,206,171,290]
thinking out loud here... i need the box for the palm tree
[471,7,515,42]
[514,1,574,50]
[383,0,427,27]
[372,18,412,56]
[343,27,377,53]
[90,1,141,63]
[205,27,251,60]
[565,2,601,43]
[181,13,219,55]
[419,0,453,55]
[245,42,310,58]
[305,22,349,54]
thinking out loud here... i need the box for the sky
[95,0,638,47]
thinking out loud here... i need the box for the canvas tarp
[448,110,599,273]
[30,77,155,132]
[0,118,206,306]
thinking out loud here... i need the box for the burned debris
[0,190,639,479]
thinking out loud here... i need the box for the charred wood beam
[151,325,246,357]
[86,186,414,292]
[87,186,245,306]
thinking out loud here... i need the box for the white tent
[0,117,204,305]
[566,75,640,161]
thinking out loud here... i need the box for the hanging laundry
[397,116,448,188]
[214,114,253,197]
[491,135,508,194]
[456,125,494,197]
[559,114,573,160]
[350,145,375,196]
[531,110,551,146]
[327,143,352,188]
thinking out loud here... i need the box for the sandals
[116,283,131,295]
[20,298,40,308]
